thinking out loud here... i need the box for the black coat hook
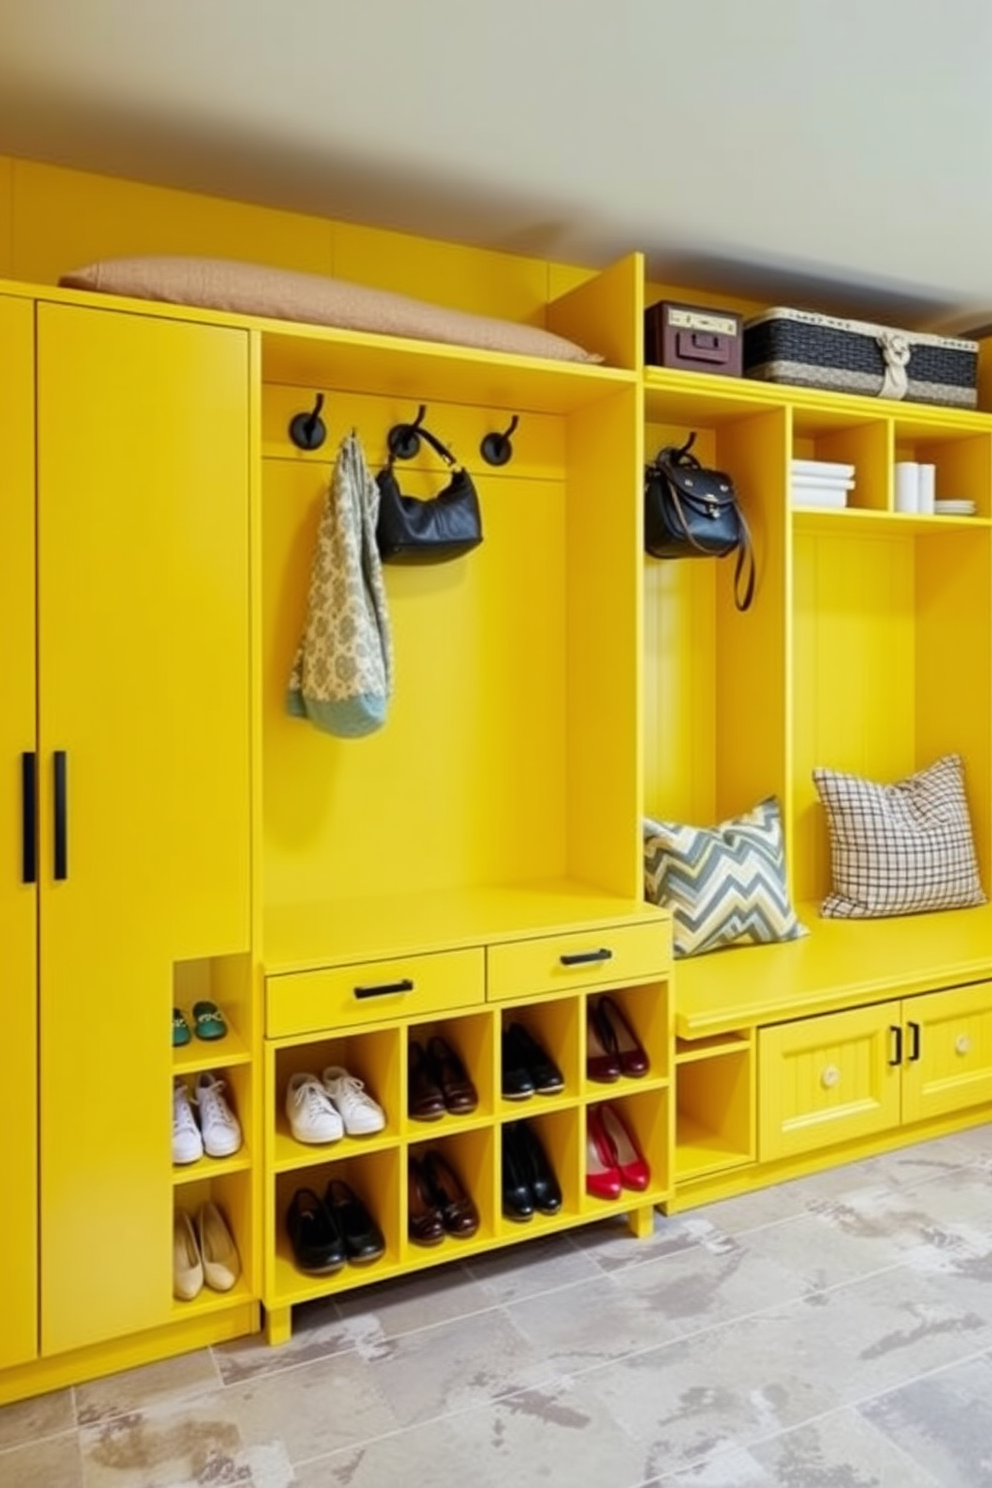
[480,415,519,467]
[289,393,327,450]
[387,405,428,461]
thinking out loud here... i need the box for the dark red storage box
[644,301,743,377]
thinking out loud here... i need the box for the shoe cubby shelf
[262,953,672,1330]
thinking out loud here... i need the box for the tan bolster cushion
[58,256,602,364]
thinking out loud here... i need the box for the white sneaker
[286,1072,343,1144]
[322,1066,386,1136]
[173,1208,203,1300]
[194,1071,242,1158]
[172,1078,203,1165]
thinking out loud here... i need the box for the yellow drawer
[266,948,484,1037]
[487,921,667,1002]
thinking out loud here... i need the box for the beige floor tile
[660,1409,942,1486]
[505,1266,682,1373]
[74,1349,220,1426]
[214,1299,380,1385]
[466,1231,601,1304]
[0,1386,74,1450]
[78,1393,292,1488]
[352,1305,553,1429]
[335,1260,492,1336]
[860,1351,992,1486]
[0,1430,84,1488]
[225,1349,399,1462]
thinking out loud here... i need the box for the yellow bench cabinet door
[0,295,39,1369]
[759,1004,902,1162]
[901,983,992,1124]
[36,304,250,1355]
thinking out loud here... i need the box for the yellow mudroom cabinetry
[0,289,253,1375]
[760,979,992,1161]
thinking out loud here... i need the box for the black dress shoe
[286,1188,346,1274]
[517,1120,563,1215]
[325,1179,386,1264]
[505,1022,564,1096]
[426,1035,479,1114]
[423,1149,480,1237]
[501,1122,535,1221]
[501,1028,536,1100]
[408,1040,446,1121]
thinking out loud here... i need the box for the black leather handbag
[645,432,755,610]
[376,426,483,564]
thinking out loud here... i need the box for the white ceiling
[2,0,991,330]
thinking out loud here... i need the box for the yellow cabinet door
[759,1003,902,1162]
[36,304,251,1355]
[0,296,39,1369]
[901,982,992,1124]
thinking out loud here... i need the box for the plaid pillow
[643,796,807,957]
[813,754,986,918]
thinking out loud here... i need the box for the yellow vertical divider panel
[713,408,789,822]
[35,304,249,1355]
[0,294,39,1369]
[547,252,644,371]
[565,384,643,899]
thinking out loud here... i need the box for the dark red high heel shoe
[586,1004,621,1083]
[599,1102,650,1191]
[595,996,649,1078]
[585,1107,622,1200]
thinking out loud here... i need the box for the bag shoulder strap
[732,505,756,612]
[388,424,462,470]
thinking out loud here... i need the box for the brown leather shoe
[423,1149,480,1238]
[408,1156,445,1245]
[426,1035,479,1114]
[408,1040,446,1121]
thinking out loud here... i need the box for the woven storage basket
[743,307,978,409]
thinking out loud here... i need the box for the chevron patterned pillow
[643,797,807,957]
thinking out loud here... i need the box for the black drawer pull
[560,948,613,967]
[53,750,68,881]
[22,752,37,884]
[889,1024,902,1066]
[908,1021,921,1062]
[353,978,415,1000]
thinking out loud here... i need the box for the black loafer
[501,1122,535,1220]
[286,1188,346,1274]
[501,1028,536,1100]
[506,1022,564,1096]
[325,1179,386,1264]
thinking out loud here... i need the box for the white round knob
[955,1034,972,1056]
[821,1064,841,1089]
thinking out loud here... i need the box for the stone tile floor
[3,1127,992,1486]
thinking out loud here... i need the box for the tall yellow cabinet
[1,291,253,1365]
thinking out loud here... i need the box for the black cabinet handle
[353,978,414,1000]
[889,1024,903,1066]
[560,948,613,967]
[53,751,68,881]
[22,752,36,884]
[908,1021,921,1062]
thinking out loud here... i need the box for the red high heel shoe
[599,1102,650,1191]
[585,1107,622,1200]
[595,996,649,1078]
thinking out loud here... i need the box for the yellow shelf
[172,1147,253,1186]
[172,1026,252,1075]
[675,1119,753,1182]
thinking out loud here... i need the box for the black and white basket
[743,307,978,409]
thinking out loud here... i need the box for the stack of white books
[790,458,855,509]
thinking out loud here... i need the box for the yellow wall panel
[333,221,552,324]
[8,157,335,286]
[0,157,13,276]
